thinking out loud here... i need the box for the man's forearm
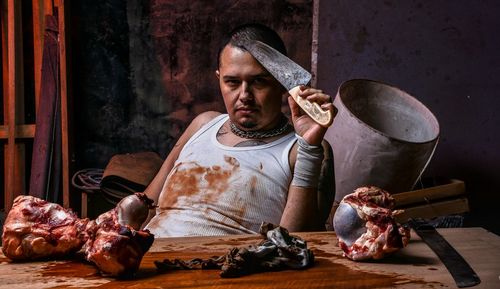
[290,135,324,188]
[280,186,322,232]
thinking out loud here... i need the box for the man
[143,23,336,237]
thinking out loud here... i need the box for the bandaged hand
[291,135,324,188]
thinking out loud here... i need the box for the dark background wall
[70,1,500,234]
[317,0,500,234]
[71,0,313,169]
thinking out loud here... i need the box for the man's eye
[253,78,267,85]
[226,79,240,86]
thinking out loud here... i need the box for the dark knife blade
[240,40,311,91]
[408,218,481,288]
[240,40,333,127]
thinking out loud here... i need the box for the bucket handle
[412,137,440,190]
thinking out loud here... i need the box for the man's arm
[280,142,325,231]
[142,111,221,225]
[280,87,336,232]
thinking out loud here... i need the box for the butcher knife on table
[335,205,481,287]
[409,218,481,288]
[241,40,333,127]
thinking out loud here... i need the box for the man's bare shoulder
[171,111,223,153]
[186,111,223,133]
[191,111,222,127]
[193,111,222,123]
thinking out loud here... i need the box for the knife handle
[289,86,333,127]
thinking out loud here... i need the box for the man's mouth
[236,107,257,114]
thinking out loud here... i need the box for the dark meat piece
[83,205,154,276]
[1,193,154,277]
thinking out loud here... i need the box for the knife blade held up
[241,40,333,127]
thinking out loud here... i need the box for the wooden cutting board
[0,228,499,288]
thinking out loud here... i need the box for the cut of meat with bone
[1,193,155,277]
[1,195,91,260]
[337,186,410,261]
[83,207,154,276]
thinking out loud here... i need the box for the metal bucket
[326,79,440,202]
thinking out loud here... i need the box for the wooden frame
[58,0,70,208]
[2,0,24,211]
[1,0,71,212]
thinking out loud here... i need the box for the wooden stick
[32,0,46,111]
[395,198,470,223]
[5,0,24,211]
[0,124,36,138]
[393,179,466,208]
[58,0,71,208]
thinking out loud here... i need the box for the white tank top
[145,114,297,237]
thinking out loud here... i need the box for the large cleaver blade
[242,40,333,127]
[409,219,481,288]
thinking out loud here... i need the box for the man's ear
[215,70,220,79]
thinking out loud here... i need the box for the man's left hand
[288,86,337,146]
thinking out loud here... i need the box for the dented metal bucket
[326,79,440,202]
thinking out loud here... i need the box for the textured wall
[317,0,500,233]
[72,0,313,169]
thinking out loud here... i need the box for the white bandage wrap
[291,135,324,188]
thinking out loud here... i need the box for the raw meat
[1,195,91,260]
[83,203,154,276]
[336,186,410,260]
[1,193,154,277]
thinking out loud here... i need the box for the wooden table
[1,228,499,288]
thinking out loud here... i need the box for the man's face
[216,44,286,131]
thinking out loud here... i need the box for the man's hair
[217,23,287,68]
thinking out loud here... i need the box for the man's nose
[239,82,253,102]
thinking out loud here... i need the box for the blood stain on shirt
[224,155,240,168]
[160,160,239,208]
[204,169,231,193]
[233,201,247,223]
[160,163,204,207]
[249,176,257,197]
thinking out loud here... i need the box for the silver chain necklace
[230,116,291,139]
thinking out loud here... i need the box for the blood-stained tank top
[145,114,297,237]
